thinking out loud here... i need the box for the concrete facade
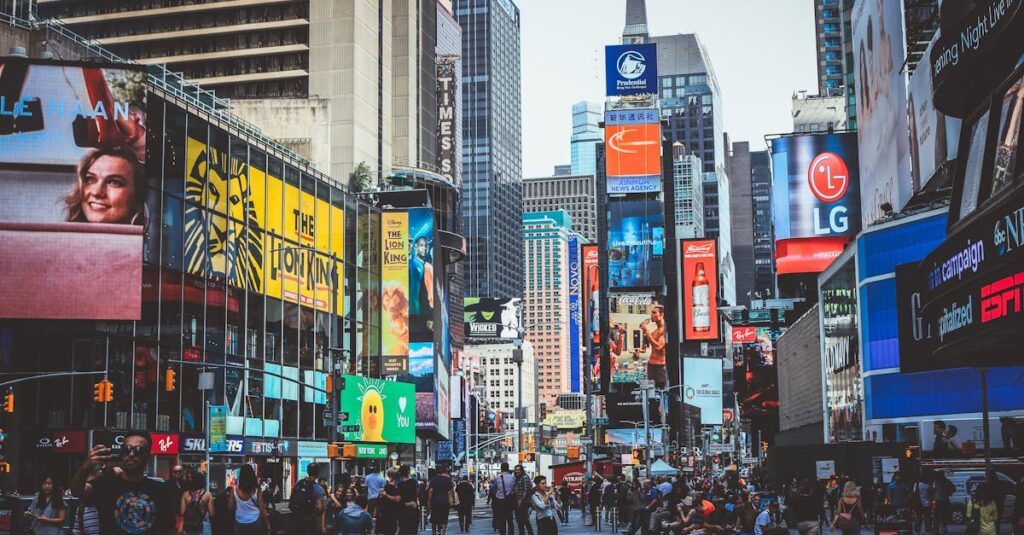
[523,174,598,243]
[776,304,824,434]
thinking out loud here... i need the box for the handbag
[449,489,460,507]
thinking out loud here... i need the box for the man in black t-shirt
[71,430,176,535]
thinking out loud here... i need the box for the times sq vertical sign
[436,57,457,182]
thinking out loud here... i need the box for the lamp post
[511,344,525,451]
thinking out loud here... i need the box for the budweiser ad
[0,60,147,319]
[681,239,719,341]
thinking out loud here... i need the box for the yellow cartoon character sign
[359,383,386,442]
[341,376,415,444]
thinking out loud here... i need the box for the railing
[0,11,347,193]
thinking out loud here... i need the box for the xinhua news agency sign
[605,44,657,96]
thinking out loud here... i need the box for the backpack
[183,492,205,532]
[289,478,317,516]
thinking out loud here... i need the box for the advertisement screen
[774,237,849,275]
[0,60,146,320]
[608,199,664,288]
[605,43,658,96]
[464,298,522,341]
[681,239,719,341]
[852,0,911,226]
[605,428,664,446]
[604,108,662,193]
[608,293,667,386]
[568,235,582,391]
[583,244,601,386]
[683,357,723,426]
[919,417,1023,459]
[907,36,961,192]
[380,207,434,372]
[339,375,416,444]
[821,259,862,443]
[895,263,938,373]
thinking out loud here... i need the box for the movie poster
[381,211,410,364]
[0,60,146,320]
[407,207,435,345]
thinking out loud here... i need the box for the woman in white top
[227,465,270,535]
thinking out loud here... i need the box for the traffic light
[904,446,919,460]
[342,444,358,458]
[0,462,9,473]
[325,375,333,399]
[539,403,547,422]
[94,380,113,403]
[761,441,768,453]
[327,443,340,458]
[164,368,176,392]
[518,451,526,462]
[2,392,12,413]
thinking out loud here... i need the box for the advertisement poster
[852,0,911,226]
[583,244,601,387]
[464,298,522,341]
[919,417,1023,459]
[681,239,719,341]
[568,235,582,391]
[407,207,435,345]
[605,43,658,96]
[381,211,410,358]
[608,293,667,386]
[907,36,961,192]
[821,259,862,443]
[339,375,416,443]
[0,60,146,320]
[683,357,723,425]
[816,460,836,480]
[604,108,662,193]
[608,199,664,288]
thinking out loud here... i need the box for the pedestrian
[513,465,536,535]
[912,471,935,535]
[1011,474,1024,535]
[733,492,758,535]
[397,465,421,535]
[489,481,501,532]
[71,477,100,535]
[530,476,559,535]
[289,462,327,535]
[71,430,177,535]
[621,481,644,535]
[753,501,782,535]
[227,464,271,535]
[830,482,864,535]
[557,482,573,525]
[788,480,820,535]
[332,487,372,535]
[887,472,909,514]
[493,463,518,535]
[366,469,386,518]
[966,484,999,535]
[180,467,213,535]
[377,469,402,535]
[588,477,603,528]
[602,477,617,525]
[326,486,348,535]
[456,477,476,532]
[428,467,455,535]
[933,471,955,535]
[170,465,186,534]
[24,475,66,535]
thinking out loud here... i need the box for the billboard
[380,207,434,371]
[0,60,146,320]
[852,0,911,227]
[339,375,416,444]
[605,428,664,446]
[608,293,667,386]
[907,36,961,192]
[604,108,662,193]
[464,298,522,341]
[683,357,723,426]
[820,259,862,443]
[436,58,457,182]
[681,239,720,341]
[605,43,658,96]
[583,244,601,386]
[608,199,664,288]
[568,235,582,392]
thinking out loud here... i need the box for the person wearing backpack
[179,468,213,535]
[289,463,326,535]
[829,482,864,535]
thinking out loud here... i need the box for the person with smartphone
[71,430,176,535]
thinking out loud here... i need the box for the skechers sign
[605,44,658,96]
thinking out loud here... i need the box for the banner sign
[464,298,522,341]
[682,240,719,341]
[604,108,662,193]
[339,375,416,444]
[209,405,228,453]
[568,235,582,391]
[436,58,457,181]
[605,43,658,96]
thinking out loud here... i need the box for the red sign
[51,430,87,453]
[723,409,735,423]
[151,433,180,455]
[583,244,600,346]
[731,326,756,343]
[775,237,848,275]
[605,123,661,177]
[681,240,719,341]
[807,152,850,202]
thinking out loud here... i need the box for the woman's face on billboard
[82,155,137,224]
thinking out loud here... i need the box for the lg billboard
[771,133,861,274]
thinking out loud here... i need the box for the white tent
[648,459,679,476]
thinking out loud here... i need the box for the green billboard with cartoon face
[340,375,416,444]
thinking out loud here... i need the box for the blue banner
[605,44,658,96]
[568,235,582,392]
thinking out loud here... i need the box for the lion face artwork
[184,139,264,291]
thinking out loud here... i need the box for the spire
[623,0,649,41]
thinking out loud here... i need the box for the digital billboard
[820,258,862,443]
[339,375,416,444]
[681,239,719,341]
[907,36,961,192]
[604,108,662,193]
[771,133,860,275]
[605,43,658,96]
[0,60,146,320]
[436,57,457,182]
[568,235,582,391]
[608,292,667,386]
[683,357,723,426]
[608,199,664,288]
[464,298,522,341]
[380,207,434,372]
[583,244,601,386]
[852,0,911,226]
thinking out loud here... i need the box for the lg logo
[808,152,851,235]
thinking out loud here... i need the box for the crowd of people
[14,431,1024,535]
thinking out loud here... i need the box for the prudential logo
[617,50,646,80]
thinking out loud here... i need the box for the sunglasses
[120,444,147,457]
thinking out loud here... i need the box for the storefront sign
[150,433,179,455]
[222,436,245,455]
[181,435,207,454]
[209,405,228,453]
[731,326,757,343]
[297,441,328,458]
[37,431,87,453]
[605,43,658,96]
[89,430,126,450]
[355,443,388,459]
[248,439,291,457]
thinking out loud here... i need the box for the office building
[462,342,536,439]
[792,92,848,133]
[38,0,445,190]
[455,0,524,300]
[523,174,598,243]
[812,0,857,127]
[724,136,754,307]
[523,212,575,408]
[553,164,572,176]
[750,150,775,298]
[570,101,602,176]
[671,143,704,240]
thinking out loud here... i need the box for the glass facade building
[570,101,601,176]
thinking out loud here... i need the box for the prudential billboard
[605,44,658,96]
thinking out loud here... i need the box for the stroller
[874,504,913,535]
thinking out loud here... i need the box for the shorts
[647,364,667,386]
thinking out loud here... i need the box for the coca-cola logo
[615,294,653,306]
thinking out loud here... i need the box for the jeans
[625,509,643,535]
[497,500,516,535]
[516,503,535,535]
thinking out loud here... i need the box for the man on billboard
[641,303,667,387]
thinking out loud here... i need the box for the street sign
[708,444,733,454]
[594,417,609,426]
[337,424,360,434]
[578,437,594,445]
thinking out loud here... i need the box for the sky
[517,0,819,178]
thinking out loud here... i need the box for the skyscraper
[671,143,704,240]
[813,0,857,128]
[751,150,775,298]
[523,174,598,243]
[725,136,754,307]
[455,0,524,300]
[570,101,602,176]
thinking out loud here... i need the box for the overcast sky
[517,0,819,177]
